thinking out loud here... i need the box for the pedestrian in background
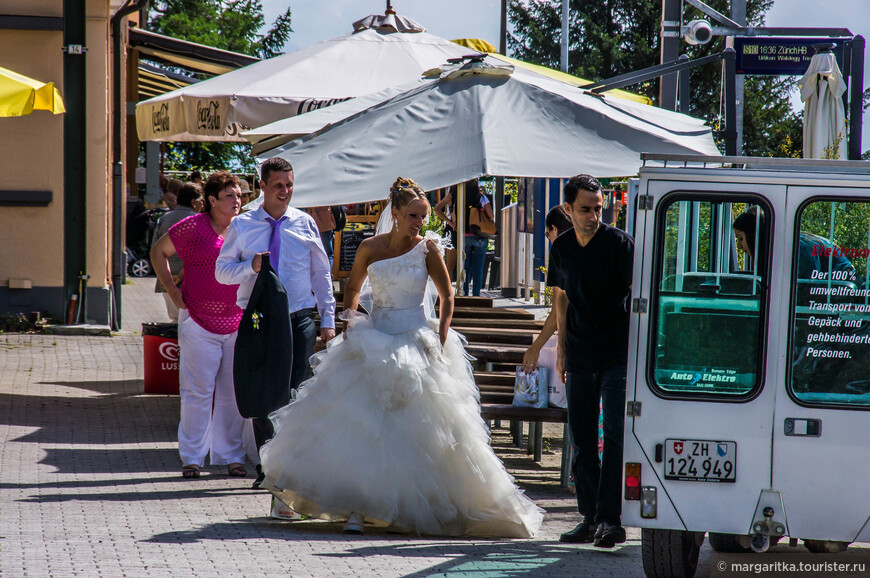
[547,174,633,548]
[521,204,574,373]
[305,205,346,271]
[433,186,459,281]
[151,171,249,480]
[462,180,495,296]
[152,182,202,322]
[433,180,495,294]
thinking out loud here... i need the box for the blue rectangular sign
[734,37,847,75]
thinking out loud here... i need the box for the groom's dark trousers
[253,311,316,450]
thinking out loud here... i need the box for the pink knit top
[168,213,242,335]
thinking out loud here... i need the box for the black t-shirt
[546,223,634,372]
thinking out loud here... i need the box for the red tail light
[625,462,642,500]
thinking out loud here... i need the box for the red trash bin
[142,322,180,394]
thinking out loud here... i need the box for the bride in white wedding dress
[260,177,544,538]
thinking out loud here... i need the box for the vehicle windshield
[650,197,769,398]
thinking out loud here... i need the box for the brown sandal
[227,463,247,477]
[182,465,200,479]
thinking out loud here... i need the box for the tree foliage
[149,0,292,60]
[508,0,803,158]
[146,1,294,172]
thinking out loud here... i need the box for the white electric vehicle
[623,155,870,577]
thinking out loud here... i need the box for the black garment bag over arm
[233,254,293,419]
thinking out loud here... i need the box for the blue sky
[260,0,870,153]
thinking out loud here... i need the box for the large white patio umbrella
[255,55,720,293]
[135,11,474,142]
[256,56,720,208]
[798,50,847,159]
[244,51,653,156]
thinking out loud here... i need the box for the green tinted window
[651,198,768,397]
[790,200,870,407]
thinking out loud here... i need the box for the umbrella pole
[455,181,466,296]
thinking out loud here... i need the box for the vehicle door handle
[784,418,821,437]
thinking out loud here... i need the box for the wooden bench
[474,369,570,487]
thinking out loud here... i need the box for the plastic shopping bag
[513,366,549,409]
[537,334,567,408]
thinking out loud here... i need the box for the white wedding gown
[260,233,544,538]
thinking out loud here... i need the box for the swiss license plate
[664,439,736,483]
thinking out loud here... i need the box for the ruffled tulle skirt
[260,315,544,538]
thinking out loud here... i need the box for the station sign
[734,37,847,76]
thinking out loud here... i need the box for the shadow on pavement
[1,380,178,448]
[18,485,261,503]
[145,522,642,575]
[336,541,642,577]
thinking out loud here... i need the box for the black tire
[804,539,849,554]
[642,528,705,578]
[709,532,752,553]
[130,259,152,278]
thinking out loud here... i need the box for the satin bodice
[366,239,431,334]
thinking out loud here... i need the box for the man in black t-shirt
[546,174,634,548]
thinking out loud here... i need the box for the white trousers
[177,310,248,467]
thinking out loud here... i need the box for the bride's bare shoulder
[360,235,389,253]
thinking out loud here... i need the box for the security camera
[684,20,713,45]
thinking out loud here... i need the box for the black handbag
[233,254,293,419]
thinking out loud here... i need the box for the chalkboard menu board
[339,227,375,272]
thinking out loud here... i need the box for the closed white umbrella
[798,50,847,159]
[135,11,474,142]
[256,56,720,208]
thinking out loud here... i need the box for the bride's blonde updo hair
[389,177,427,211]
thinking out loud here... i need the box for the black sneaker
[252,464,266,489]
[593,521,627,548]
[559,520,597,543]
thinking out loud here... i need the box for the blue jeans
[566,366,627,526]
[462,235,489,296]
[320,231,334,271]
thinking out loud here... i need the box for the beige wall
[0,27,66,287]
[0,0,113,294]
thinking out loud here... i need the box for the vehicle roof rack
[641,153,870,171]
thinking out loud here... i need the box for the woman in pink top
[151,171,248,479]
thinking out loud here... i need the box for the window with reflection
[651,197,770,397]
[790,199,870,408]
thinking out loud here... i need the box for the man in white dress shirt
[216,157,336,487]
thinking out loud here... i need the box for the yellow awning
[0,65,65,117]
[451,39,652,105]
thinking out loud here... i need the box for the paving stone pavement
[11,277,848,577]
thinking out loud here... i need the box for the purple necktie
[266,216,287,268]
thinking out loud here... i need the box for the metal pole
[64,0,88,323]
[500,0,507,56]
[659,0,681,110]
[848,36,865,160]
[525,179,533,302]
[732,0,746,155]
[455,181,466,296]
[723,48,738,156]
[678,54,690,114]
[495,177,505,259]
[544,179,550,267]
[561,0,569,72]
[111,0,143,330]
